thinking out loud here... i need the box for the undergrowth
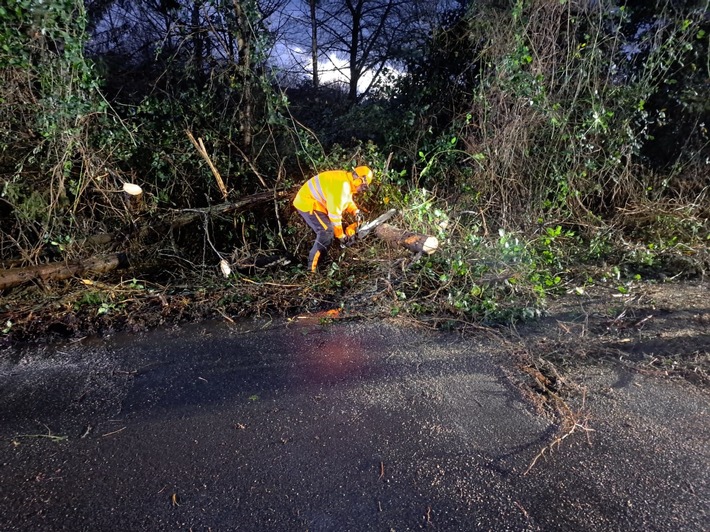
[1,1,708,343]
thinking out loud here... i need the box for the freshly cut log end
[122,183,143,196]
[123,183,144,212]
[375,223,439,255]
[219,259,232,278]
[421,236,439,254]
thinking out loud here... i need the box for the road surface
[1,319,708,530]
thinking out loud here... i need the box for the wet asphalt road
[0,319,708,531]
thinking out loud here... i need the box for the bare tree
[85,0,289,145]
[85,0,454,105]
[281,0,454,102]
[320,0,405,102]
[309,0,320,88]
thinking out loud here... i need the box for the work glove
[339,235,351,248]
[355,210,364,224]
[345,223,358,237]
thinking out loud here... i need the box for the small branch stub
[122,183,142,196]
[219,259,232,278]
[122,182,144,212]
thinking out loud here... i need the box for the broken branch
[187,130,228,199]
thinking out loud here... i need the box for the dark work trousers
[297,209,335,272]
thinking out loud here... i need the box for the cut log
[122,182,144,212]
[0,188,296,291]
[374,223,439,255]
[0,253,129,291]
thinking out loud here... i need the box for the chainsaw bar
[355,208,397,240]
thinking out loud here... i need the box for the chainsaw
[345,208,397,246]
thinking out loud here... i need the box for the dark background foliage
[1,0,708,327]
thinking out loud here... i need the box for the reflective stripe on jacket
[293,170,358,239]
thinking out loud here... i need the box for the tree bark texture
[374,223,439,255]
[310,0,319,89]
[0,254,129,291]
[233,0,253,150]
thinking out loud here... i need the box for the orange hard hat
[353,166,373,188]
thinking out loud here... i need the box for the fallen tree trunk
[1,188,295,291]
[82,189,295,248]
[0,253,129,291]
[130,188,296,247]
[162,188,295,231]
[374,223,439,254]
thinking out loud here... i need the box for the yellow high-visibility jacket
[293,170,359,239]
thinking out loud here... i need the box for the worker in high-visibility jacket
[293,166,373,272]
